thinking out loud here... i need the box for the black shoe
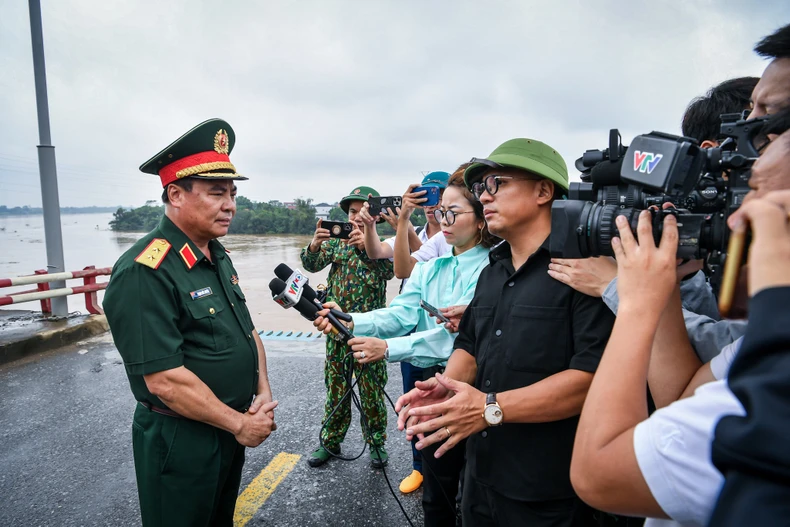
[307,444,341,467]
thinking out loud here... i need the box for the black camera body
[322,220,354,239]
[368,196,403,217]
[550,115,767,281]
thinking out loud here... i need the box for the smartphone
[322,220,354,239]
[368,196,403,217]
[413,186,441,207]
[420,300,451,324]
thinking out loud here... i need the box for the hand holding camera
[399,184,428,222]
[348,226,365,251]
[613,210,679,319]
[358,202,378,226]
[309,219,331,253]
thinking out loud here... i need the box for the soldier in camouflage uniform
[301,185,394,468]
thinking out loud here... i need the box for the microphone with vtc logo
[269,271,353,342]
[273,264,352,323]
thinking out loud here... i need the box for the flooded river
[0,213,401,332]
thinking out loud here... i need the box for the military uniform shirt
[104,215,259,411]
[300,238,394,312]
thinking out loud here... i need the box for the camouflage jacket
[300,239,393,313]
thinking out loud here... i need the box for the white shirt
[635,337,744,527]
[384,227,451,263]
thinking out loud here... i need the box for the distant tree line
[109,197,319,234]
[108,197,429,236]
[0,205,120,216]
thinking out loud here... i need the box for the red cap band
[159,151,233,187]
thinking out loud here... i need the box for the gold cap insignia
[214,129,229,154]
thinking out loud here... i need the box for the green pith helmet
[339,185,380,214]
[139,118,247,188]
[464,138,569,193]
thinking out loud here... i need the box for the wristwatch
[483,392,504,426]
[384,346,389,361]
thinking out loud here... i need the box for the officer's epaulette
[135,238,172,270]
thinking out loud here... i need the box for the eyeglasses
[432,209,475,226]
[471,174,541,201]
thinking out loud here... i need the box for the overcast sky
[1,0,788,208]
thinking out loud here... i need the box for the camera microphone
[269,276,354,342]
[273,263,352,322]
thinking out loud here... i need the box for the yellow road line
[234,452,301,526]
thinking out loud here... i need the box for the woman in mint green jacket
[314,169,497,527]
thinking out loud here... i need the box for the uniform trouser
[461,472,592,527]
[132,403,245,527]
[422,437,466,527]
[400,361,426,472]
[321,337,388,448]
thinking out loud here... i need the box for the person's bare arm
[145,367,277,447]
[360,203,394,259]
[647,287,703,408]
[394,212,418,279]
[406,221,423,252]
[571,211,678,518]
[498,369,593,423]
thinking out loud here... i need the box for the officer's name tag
[190,287,213,300]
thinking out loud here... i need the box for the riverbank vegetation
[109,197,427,236]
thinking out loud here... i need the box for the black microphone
[269,277,354,342]
[273,263,352,322]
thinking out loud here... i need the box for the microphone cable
[318,349,462,526]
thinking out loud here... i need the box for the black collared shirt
[454,237,615,501]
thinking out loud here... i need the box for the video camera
[550,114,768,288]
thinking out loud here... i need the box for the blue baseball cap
[420,171,450,189]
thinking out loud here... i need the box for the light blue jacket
[352,245,490,368]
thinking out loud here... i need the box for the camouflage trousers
[320,337,388,449]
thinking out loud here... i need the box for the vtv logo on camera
[633,151,663,175]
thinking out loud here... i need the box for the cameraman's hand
[348,227,365,251]
[675,259,704,283]
[548,257,617,297]
[309,219,330,253]
[381,207,401,230]
[728,190,790,296]
[613,210,678,319]
[358,202,379,226]
[236,401,278,447]
[401,184,427,219]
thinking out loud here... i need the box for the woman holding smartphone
[314,166,497,527]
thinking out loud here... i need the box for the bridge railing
[0,266,111,315]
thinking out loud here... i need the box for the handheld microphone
[269,278,354,342]
[274,263,353,322]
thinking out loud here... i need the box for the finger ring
[359,352,366,359]
[444,427,451,439]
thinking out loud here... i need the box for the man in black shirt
[396,138,615,526]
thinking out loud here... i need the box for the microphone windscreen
[269,277,287,294]
[274,263,293,281]
[274,263,318,302]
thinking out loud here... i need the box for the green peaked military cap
[464,138,569,192]
[139,118,248,188]
[339,185,380,214]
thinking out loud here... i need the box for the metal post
[28,0,67,316]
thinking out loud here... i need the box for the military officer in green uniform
[104,119,276,527]
[301,186,394,468]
